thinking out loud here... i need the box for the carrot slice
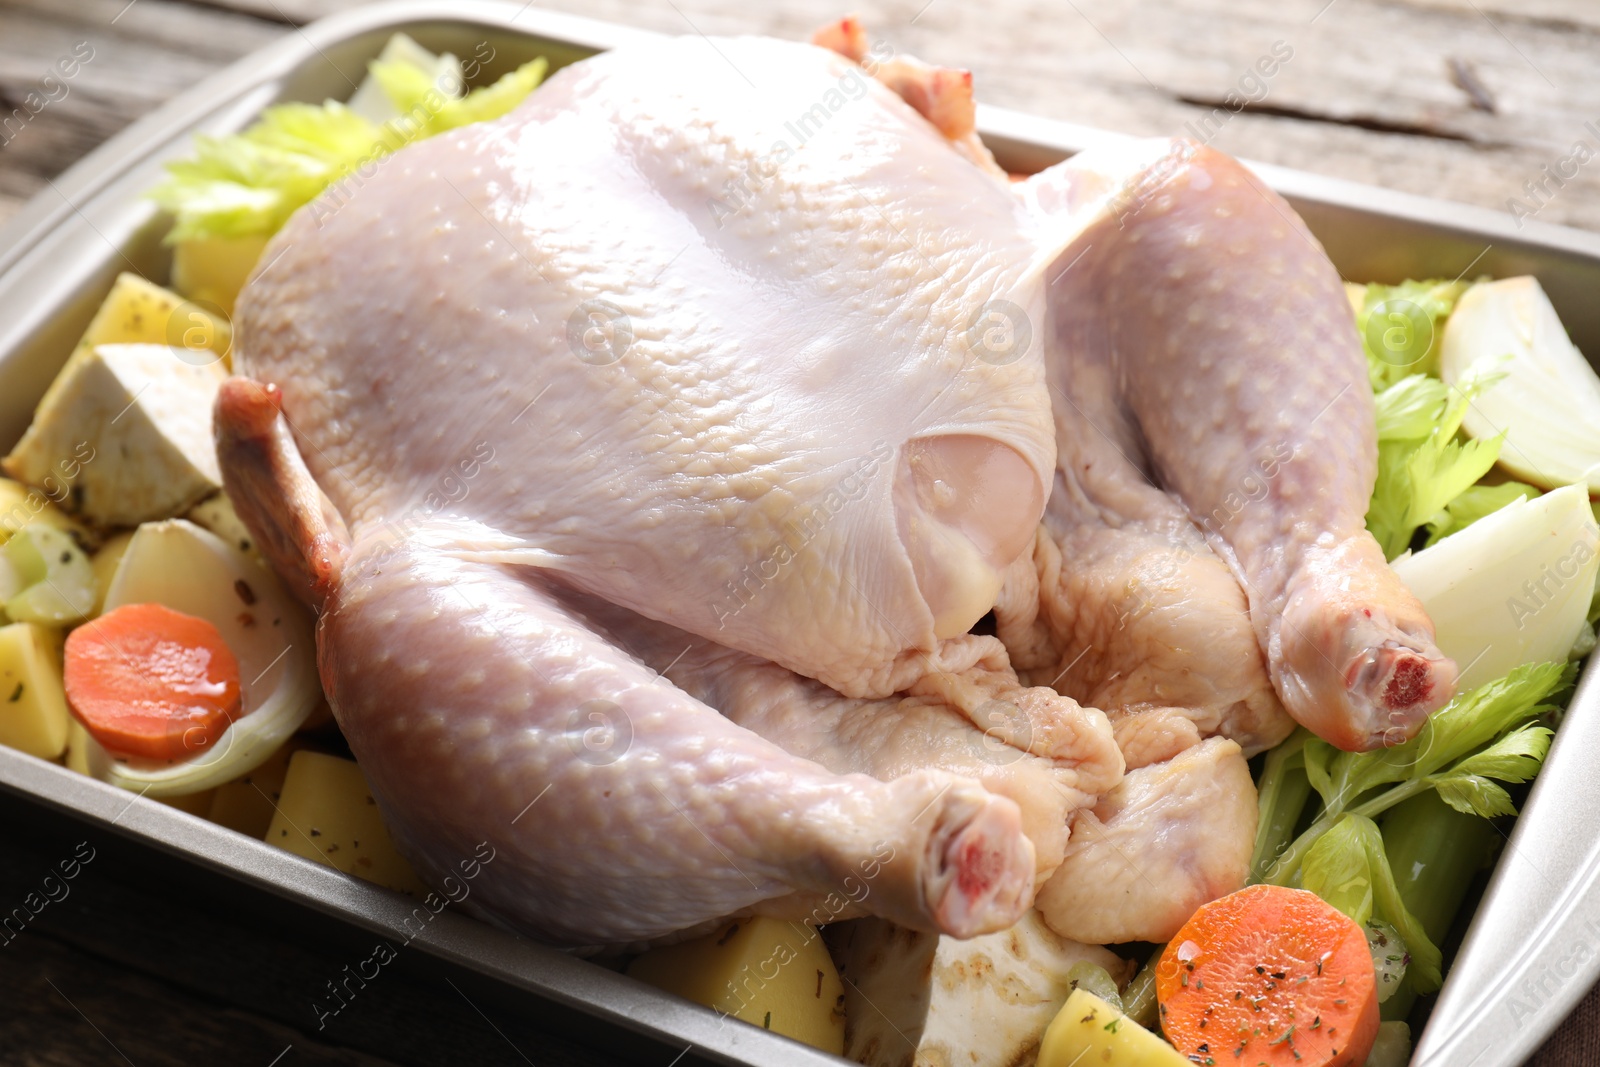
[1156,884,1379,1067]
[64,602,242,761]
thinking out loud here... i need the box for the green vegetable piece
[1265,662,1571,887]
[1301,814,1442,990]
[1249,727,1313,883]
[1423,480,1540,547]
[1379,791,1499,1019]
[1064,960,1124,1012]
[1,524,95,624]
[149,57,548,243]
[1356,279,1473,390]
[1366,368,1505,560]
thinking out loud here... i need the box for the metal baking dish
[2,4,1598,1064]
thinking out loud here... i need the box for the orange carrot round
[1156,884,1379,1067]
[64,602,243,761]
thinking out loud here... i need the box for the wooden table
[1,1,1597,1063]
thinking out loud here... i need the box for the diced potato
[73,271,230,361]
[0,524,96,624]
[208,738,303,837]
[265,750,427,896]
[187,493,258,559]
[0,477,89,545]
[89,529,135,617]
[4,344,225,527]
[64,717,92,775]
[0,621,70,759]
[1038,989,1190,1067]
[170,234,269,318]
[627,917,845,1055]
[156,788,217,817]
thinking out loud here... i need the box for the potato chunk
[5,344,225,526]
[208,738,302,838]
[1038,989,1190,1067]
[0,621,70,759]
[73,271,230,361]
[0,477,88,544]
[264,750,426,896]
[627,917,845,1055]
[171,235,268,318]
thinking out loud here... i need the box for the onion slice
[76,518,319,796]
[1440,276,1600,491]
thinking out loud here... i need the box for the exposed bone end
[1277,539,1458,751]
[925,790,1035,938]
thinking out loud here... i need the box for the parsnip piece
[830,910,1130,1067]
[628,916,845,1054]
[4,344,225,526]
[1038,989,1190,1067]
[265,750,427,896]
[1392,484,1599,690]
[0,621,70,759]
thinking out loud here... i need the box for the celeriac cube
[4,344,225,526]
[0,621,70,759]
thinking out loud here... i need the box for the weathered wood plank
[4,0,1598,232]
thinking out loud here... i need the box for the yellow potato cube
[0,621,70,759]
[1038,989,1190,1067]
[63,717,92,775]
[156,788,217,816]
[264,750,426,896]
[627,917,845,1055]
[89,529,135,617]
[171,234,269,318]
[0,477,89,545]
[208,738,303,838]
[74,271,230,361]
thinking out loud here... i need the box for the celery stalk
[1378,790,1498,1019]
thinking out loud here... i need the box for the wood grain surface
[0,1,1597,1064]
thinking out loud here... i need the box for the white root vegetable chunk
[4,344,224,526]
[1441,276,1600,492]
[1392,483,1599,690]
[76,519,319,795]
[829,909,1128,1067]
